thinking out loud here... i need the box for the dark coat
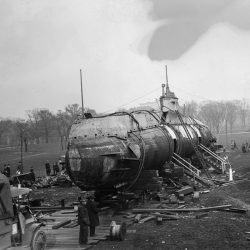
[86,199,100,227]
[78,204,89,225]
[78,204,89,244]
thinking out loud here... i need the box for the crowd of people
[1,161,23,177]
[1,158,65,185]
[231,140,250,153]
[45,159,65,177]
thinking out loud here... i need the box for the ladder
[171,153,211,187]
[175,110,212,178]
[198,144,227,173]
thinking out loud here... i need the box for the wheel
[31,229,47,250]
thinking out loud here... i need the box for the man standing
[52,162,58,176]
[45,160,51,176]
[86,195,100,237]
[30,167,36,183]
[16,162,21,175]
[78,197,89,245]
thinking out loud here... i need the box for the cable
[172,86,210,101]
[103,87,161,113]
[126,131,146,191]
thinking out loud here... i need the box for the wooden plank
[52,220,73,229]
[138,216,155,223]
[134,214,142,223]
[217,207,247,214]
[152,213,180,220]
[176,186,194,196]
[46,248,91,250]
[132,205,232,213]
[46,245,92,250]
[63,220,78,228]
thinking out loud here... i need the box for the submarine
[65,74,215,195]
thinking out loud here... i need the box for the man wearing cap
[86,195,100,237]
[78,197,89,245]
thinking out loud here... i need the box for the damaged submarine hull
[65,109,214,193]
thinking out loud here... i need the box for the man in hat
[86,195,100,237]
[78,197,89,245]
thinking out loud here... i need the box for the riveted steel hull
[65,110,214,191]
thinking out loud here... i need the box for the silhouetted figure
[78,197,89,245]
[45,161,51,176]
[53,162,60,175]
[16,161,23,175]
[3,164,9,177]
[86,195,100,237]
[16,162,21,175]
[242,143,246,153]
[6,164,11,177]
[30,168,36,183]
[231,140,238,150]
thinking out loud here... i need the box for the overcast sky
[1,0,250,118]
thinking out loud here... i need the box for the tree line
[0,99,249,150]
[181,99,249,134]
[0,104,97,151]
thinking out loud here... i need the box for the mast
[80,69,85,118]
[165,65,169,94]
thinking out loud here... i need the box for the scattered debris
[156,216,163,225]
[193,191,200,202]
[195,213,209,219]
[110,221,127,241]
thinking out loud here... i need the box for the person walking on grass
[78,197,89,245]
[86,195,100,237]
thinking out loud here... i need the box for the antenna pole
[80,69,85,118]
[165,65,169,92]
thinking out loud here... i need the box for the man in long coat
[86,195,100,237]
[78,198,89,245]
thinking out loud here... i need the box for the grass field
[216,131,250,148]
[0,142,65,177]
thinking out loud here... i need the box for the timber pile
[42,209,135,250]
[129,204,247,225]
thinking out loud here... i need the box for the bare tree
[0,119,12,144]
[225,101,239,133]
[55,110,72,150]
[239,99,249,130]
[37,109,54,143]
[199,101,226,133]
[27,109,43,144]
[65,104,81,121]
[15,120,29,173]
[182,101,199,117]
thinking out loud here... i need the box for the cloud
[146,0,250,60]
